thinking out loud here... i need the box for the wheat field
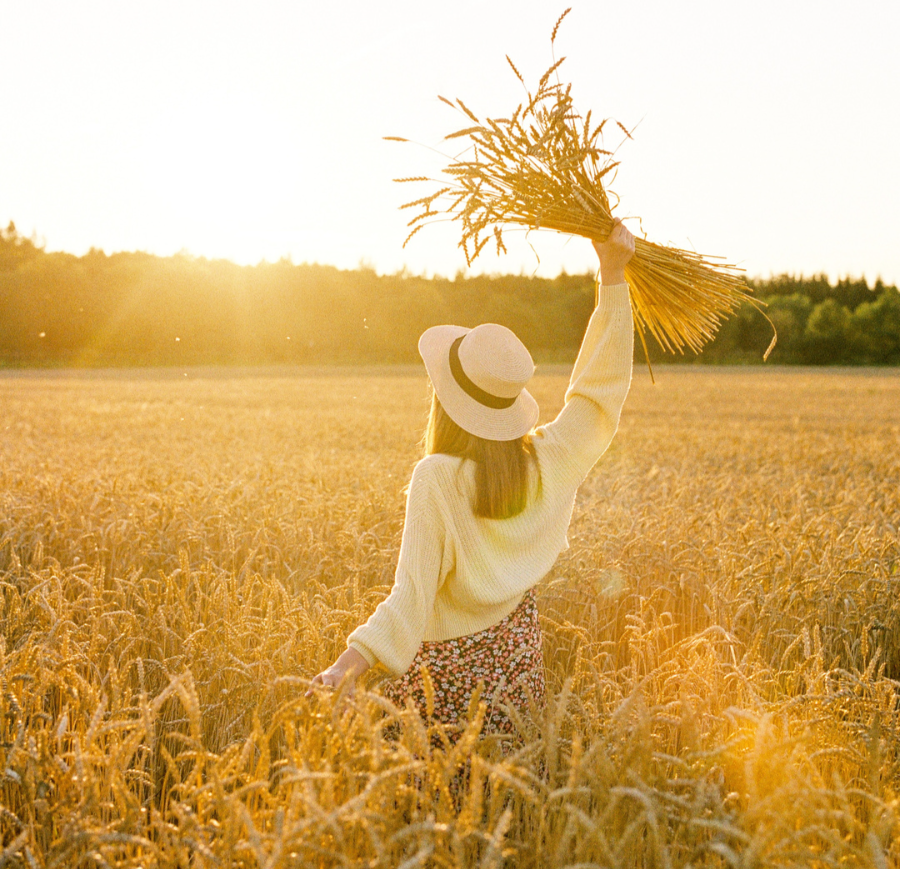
[1,365,899,868]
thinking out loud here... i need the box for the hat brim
[418,325,539,442]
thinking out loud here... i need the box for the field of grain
[1,365,899,868]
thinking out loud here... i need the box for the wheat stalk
[1,370,899,865]
[388,9,775,372]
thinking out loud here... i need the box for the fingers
[594,219,632,246]
[304,672,331,697]
[304,669,355,698]
[608,220,633,246]
[592,221,634,256]
[605,225,635,257]
[595,218,621,245]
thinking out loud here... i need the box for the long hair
[423,392,539,519]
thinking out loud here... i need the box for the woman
[309,221,635,737]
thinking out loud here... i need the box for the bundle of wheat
[388,9,774,373]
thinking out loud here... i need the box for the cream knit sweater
[348,282,634,677]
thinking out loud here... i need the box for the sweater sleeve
[346,459,447,677]
[538,282,634,481]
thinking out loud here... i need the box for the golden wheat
[0,366,898,867]
[389,10,776,374]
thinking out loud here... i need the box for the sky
[2,0,899,284]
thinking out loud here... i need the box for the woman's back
[347,282,634,676]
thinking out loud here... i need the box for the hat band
[449,336,517,410]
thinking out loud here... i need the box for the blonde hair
[424,392,539,519]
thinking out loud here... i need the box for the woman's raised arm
[536,222,636,481]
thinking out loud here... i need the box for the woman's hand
[306,647,371,697]
[592,219,635,286]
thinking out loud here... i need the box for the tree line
[1,221,898,368]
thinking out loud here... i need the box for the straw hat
[418,323,539,441]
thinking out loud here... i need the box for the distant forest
[2,222,899,367]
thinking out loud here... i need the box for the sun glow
[1,1,898,282]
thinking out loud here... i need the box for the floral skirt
[381,590,545,739]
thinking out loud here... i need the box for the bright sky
[2,1,898,284]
